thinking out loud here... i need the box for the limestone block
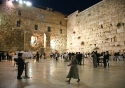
[117,28,124,33]
[119,42,124,46]
[111,30,117,34]
[96,40,103,44]
[106,35,113,38]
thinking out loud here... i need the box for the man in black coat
[36,52,40,62]
[103,51,110,68]
[95,51,100,66]
[17,53,25,79]
[77,52,82,65]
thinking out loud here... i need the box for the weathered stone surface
[67,0,125,53]
[0,0,125,55]
[0,1,67,56]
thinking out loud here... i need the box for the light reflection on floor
[0,58,125,88]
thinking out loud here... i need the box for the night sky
[32,0,102,15]
[0,0,102,15]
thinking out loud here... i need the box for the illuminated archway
[30,35,38,47]
[30,33,44,48]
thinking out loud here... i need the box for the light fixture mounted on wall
[12,0,32,6]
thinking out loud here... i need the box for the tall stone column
[45,32,50,58]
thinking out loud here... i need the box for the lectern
[23,62,30,79]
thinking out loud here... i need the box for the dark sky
[32,0,102,15]
[0,0,102,15]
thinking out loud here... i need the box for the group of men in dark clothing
[76,52,83,65]
[0,52,12,61]
[91,51,110,68]
[114,52,125,61]
[65,52,84,65]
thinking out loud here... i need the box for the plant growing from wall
[122,23,124,26]
[81,41,84,45]
[90,44,92,46]
[110,24,112,26]
[88,14,91,16]
[117,44,121,47]
[78,36,81,39]
[117,23,121,27]
[93,47,99,50]
[105,38,109,40]
[73,31,75,34]
[101,25,103,28]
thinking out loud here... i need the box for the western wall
[67,0,125,54]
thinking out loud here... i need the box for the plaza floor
[0,58,125,88]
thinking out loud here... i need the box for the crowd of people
[0,52,13,61]
[0,51,47,62]
[0,50,125,82]
[0,51,47,79]
[49,51,125,68]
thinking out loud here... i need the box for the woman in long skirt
[66,53,80,83]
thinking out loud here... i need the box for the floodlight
[26,1,32,6]
[12,0,32,6]
[19,0,23,4]
[23,1,26,4]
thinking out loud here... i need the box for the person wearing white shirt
[14,53,18,66]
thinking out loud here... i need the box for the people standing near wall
[1,52,4,60]
[92,51,97,68]
[40,53,42,59]
[55,52,58,61]
[103,52,107,68]
[13,53,18,66]
[78,52,82,65]
[103,51,110,68]
[17,53,25,79]
[6,52,9,60]
[66,53,80,83]
[9,52,12,61]
[68,53,71,61]
[64,53,68,62]
[95,51,100,66]
[43,52,46,59]
[114,52,120,61]
[36,52,39,62]
[50,52,53,58]
[61,53,64,59]
[106,51,110,67]
[123,52,125,60]
[76,52,80,65]
[82,52,85,65]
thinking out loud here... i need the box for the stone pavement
[0,58,125,88]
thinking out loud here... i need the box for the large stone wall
[0,1,67,55]
[1,0,125,55]
[67,0,125,54]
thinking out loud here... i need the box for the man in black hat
[17,53,25,79]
